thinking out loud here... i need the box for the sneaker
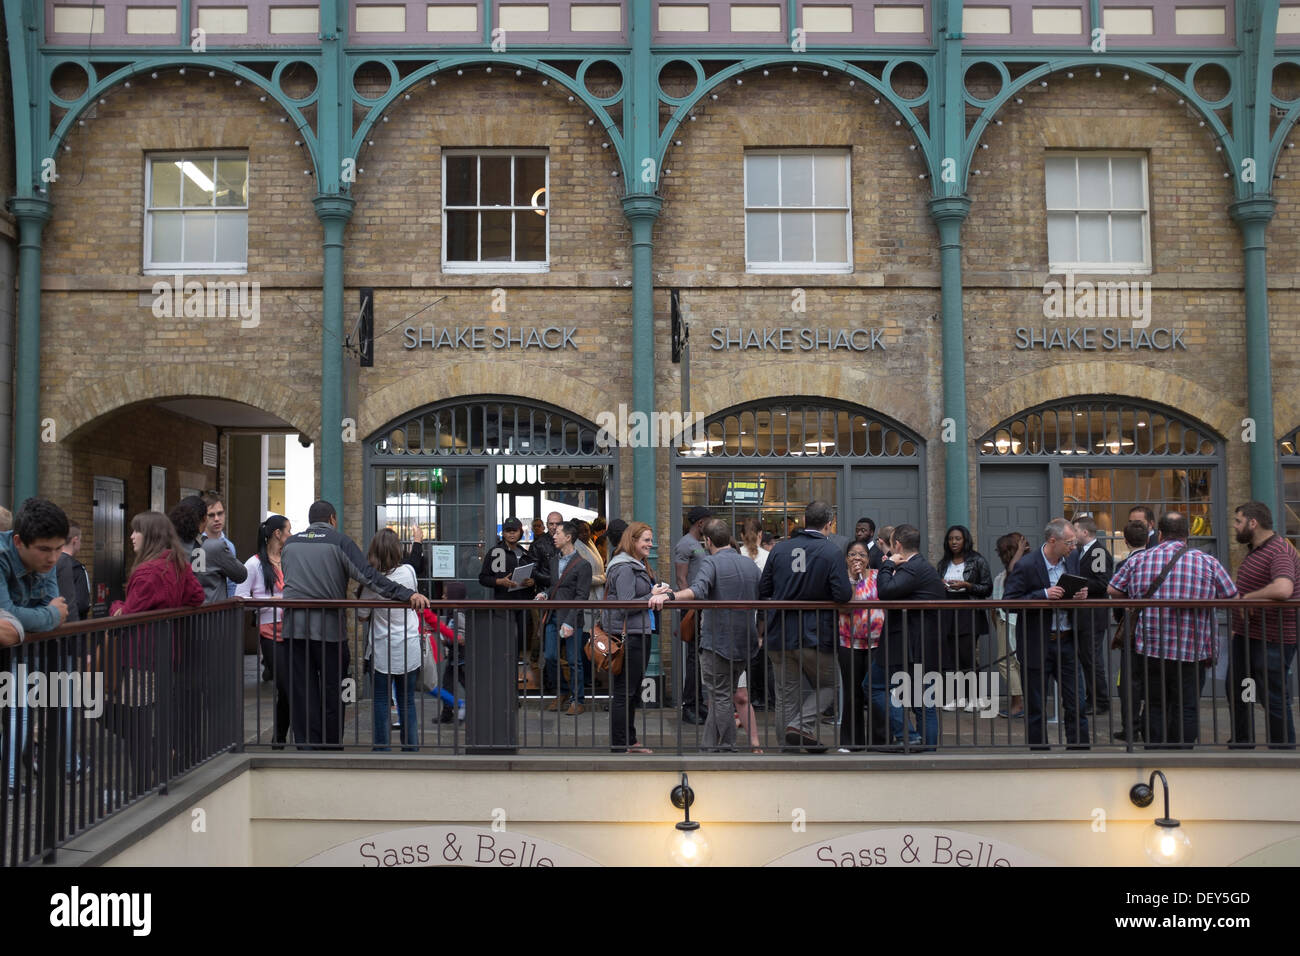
[836,747,852,754]
[941,701,959,712]
[390,707,401,728]
[457,703,466,722]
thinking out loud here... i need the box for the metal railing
[1,603,243,866]
[4,594,1296,864]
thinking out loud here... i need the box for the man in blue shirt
[202,494,240,598]
[3,497,70,793]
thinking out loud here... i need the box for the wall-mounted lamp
[1129,771,1191,865]
[669,773,712,866]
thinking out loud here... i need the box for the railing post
[38,638,61,863]
[156,620,172,797]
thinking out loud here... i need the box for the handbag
[679,608,697,644]
[587,620,626,676]
[1112,545,1192,650]
[419,629,440,692]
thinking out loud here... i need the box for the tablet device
[1057,573,1090,595]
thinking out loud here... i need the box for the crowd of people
[2,492,1297,781]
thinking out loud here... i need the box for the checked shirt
[1110,539,1236,662]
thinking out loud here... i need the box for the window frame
[441,149,551,274]
[1044,150,1152,275]
[143,150,250,275]
[743,148,853,275]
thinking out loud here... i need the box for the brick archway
[360,361,619,439]
[973,362,1239,441]
[58,366,317,441]
[684,364,931,438]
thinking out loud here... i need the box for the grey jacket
[602,552,655,635]
[183,536,249,605]
[282,522,415,642]
[688,547,760,661]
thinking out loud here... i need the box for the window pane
[814,211,847,262]
[215,212,247,262]
[747,211,780,261]
[446,211,478,260]
[480,156,511,205]
[813,153,848,206]
[446,156,477,206]
[516,207,545,260]
[1047,212,1077,262]
[1111,213,1144,262]
[1077,156,1111,209]
[184,212,217,262]
[480,211,512,259]
[1077,212,1110,261]
[180,160,216,207]
[151,159,181,206]
[781,155,814,206]
[780,211,814,261]
[514,156,546,207]
[150,212,183,261]
[1044,156,1076,208]
[1111,157,1144,208]
[215,159,248,207]
[746,154,779,206]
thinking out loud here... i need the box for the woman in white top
[235,515,291,746]
[574,520,606,635]
[734,517,766,751]
[357,528,422,751]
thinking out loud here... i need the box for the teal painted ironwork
[6,0,1299,524]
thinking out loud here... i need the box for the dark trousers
[1019,631,1090,747]
[836,645,869,748]
[1140,654,1205,748]
[1076,621,1111,713]
[266,639,292,745]
[104,700,155,796]
[1117,644,1146,740]
[680,635,701,711]
[1227,637,1297,748]
[288,639,346,749]
[610,633,651,750]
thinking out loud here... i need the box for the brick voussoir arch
[360,362,619,439]
[58,367,319,441]
[974,363,1239,441]
[685,365,932,439]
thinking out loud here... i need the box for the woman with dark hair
[235,515,292,745]
[357,528,422,751]
[936,524,994,711]
[107,512,205,797]
[603,521,657,754]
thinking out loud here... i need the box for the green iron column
[930,196,972,530]
[1230,197,1278,510]
[623,194,663,530]
[313,195,354,514]
[9,196,51,507]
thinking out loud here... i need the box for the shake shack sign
[404,325,578,350]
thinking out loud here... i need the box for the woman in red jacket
[105,512,203,801]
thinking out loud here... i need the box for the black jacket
[936,550,994,637]
[876,554,946,668]
[758,529,853,651]
[543,550,592,632]
[56,552,91,623]
[1003,547,1084,660]
[478,539,535,600]
[530,534,559,591]
[1075,538,1114,638]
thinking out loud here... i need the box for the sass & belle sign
[766,827,1055,867]
[297,825,601,868]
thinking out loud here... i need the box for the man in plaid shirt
[1109,512,1236,747]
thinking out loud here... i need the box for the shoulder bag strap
[1118,545,1191,648]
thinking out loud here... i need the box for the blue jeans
[867,655,935,746]
[542,617,585,704]
[372,668,419,752]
